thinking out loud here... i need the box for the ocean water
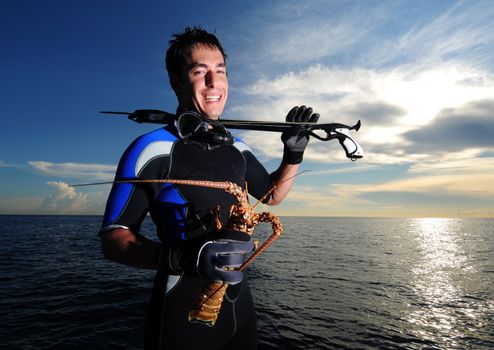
[0,215,493,349]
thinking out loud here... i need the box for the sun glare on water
[405,218,484,346]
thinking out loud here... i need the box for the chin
[201,109,224,120]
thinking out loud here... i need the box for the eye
[191,68,206,77]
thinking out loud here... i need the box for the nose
[205,71,216,87]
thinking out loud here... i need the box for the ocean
[0,215,493,349]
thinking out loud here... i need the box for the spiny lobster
[185,180,283,326]
[100,178,283,326]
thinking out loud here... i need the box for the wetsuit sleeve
[99,142,151,235]
[100,129,175,235]
[243,150,273,202]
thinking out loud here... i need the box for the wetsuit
[100,124,272,350]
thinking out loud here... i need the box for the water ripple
[1,216,493,349]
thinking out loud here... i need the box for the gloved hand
[160,229,254,285]
[281,105,320,164]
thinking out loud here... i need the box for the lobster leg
[240,212,282,271]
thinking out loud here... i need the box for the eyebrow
[188,62,226,70]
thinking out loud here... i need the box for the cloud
[345,101,406,125]
[298,163,378,176]
[231,62,494,165]
[0,160,26,169]
[38,181,106,215]
[409,150,494,175]
[0,181,108,215]
[40,181,89,214]
[267,143,494,218]
[347,157,494,216]
[228,1,383,68]
[266,184,373,217]
[358,173,494,199]
[231,1,494,73]
[249,14,366,65]
[0,196,44,215]
[272,165,494,217]
[241,65,374,101]
[403,99,494,153]
[223,1,494,169]
[353,173,494,218]
[371,1,494,67]
[28,161,116,181]
[0,160,113,214]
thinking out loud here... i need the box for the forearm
[267,162,300,205]
[266,105,318,205]
[100,228,161,270]
[99,227,254,285]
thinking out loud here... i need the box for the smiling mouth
[204,95,220,102]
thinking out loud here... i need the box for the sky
[1,0,493,218]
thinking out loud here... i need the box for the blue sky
[1,0,493,217]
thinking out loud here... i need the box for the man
[99,26,318,349]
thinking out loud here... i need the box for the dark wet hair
[165,26,227,81]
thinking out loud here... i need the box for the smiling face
[174,44,228,120]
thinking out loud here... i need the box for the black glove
[281,105,320,164]
[158,230,254,285]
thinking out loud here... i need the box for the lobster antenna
[251,170,310,210]
[70,179,166,187]
[70,169,310,209]
[71,180,114,187]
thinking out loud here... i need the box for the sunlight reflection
[407,218,470,346]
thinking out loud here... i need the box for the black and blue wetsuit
[100,124,272,349]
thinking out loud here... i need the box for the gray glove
[196,237,253,284]
[281,105,320,164]
[158,229,254,285]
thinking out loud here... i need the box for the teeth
[205,95,220,101]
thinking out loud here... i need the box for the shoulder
[118,126,177,177]
[233,136,253,154]
[130,126,177,150]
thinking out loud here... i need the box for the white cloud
[38,181,106,215]
[227,0,494,166]
[271,167,494,217]
[0,161,113,214]
[297,163,377,176]
[231,0,424,69]
[28,161,116,181]
[357,173,494,199]
[408,151,494,176]
[232,63,494,165]
[251,17,365,65]
[230,1,494,75]
[40,181,89,214]
[370,1,494,69]
[0,182,108,215]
